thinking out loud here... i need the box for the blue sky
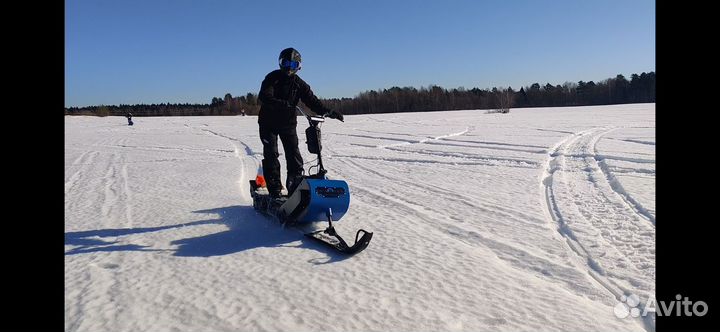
[65,0,655,107]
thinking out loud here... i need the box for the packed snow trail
[541,127,655,330]
[66,104,654,332]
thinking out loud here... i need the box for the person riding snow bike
[257,47,344,199]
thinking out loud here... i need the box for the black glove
[325,110,344,122]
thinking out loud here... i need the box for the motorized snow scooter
[249,107,373,255]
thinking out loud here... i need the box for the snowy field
[65,103,655,332]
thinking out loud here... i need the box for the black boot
[262,159,282,197]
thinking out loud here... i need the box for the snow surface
[65,103,655,332]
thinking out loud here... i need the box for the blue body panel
[298,179,350,223]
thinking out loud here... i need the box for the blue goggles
[280,59,301,70]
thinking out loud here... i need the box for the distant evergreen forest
[65,71,654,117]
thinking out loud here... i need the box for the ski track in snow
[376,127,471,148]
[194,126,259,202]
[66,105,654,332]
[335,158,609,300]
[541,127,655,331]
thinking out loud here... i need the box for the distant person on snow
[126,112,134,126]
[258,47,344,199]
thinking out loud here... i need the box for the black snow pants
[260,125,304,195]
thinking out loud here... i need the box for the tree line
[64,71,654,117]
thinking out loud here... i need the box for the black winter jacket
[258,70,331,128]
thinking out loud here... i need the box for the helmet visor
[280,59,301,70]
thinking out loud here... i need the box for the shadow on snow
[64,205,351,263]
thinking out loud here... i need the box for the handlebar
[296,106,325,124]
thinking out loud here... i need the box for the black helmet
[279,47,301,74]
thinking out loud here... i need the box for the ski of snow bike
[305,227,373,255]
